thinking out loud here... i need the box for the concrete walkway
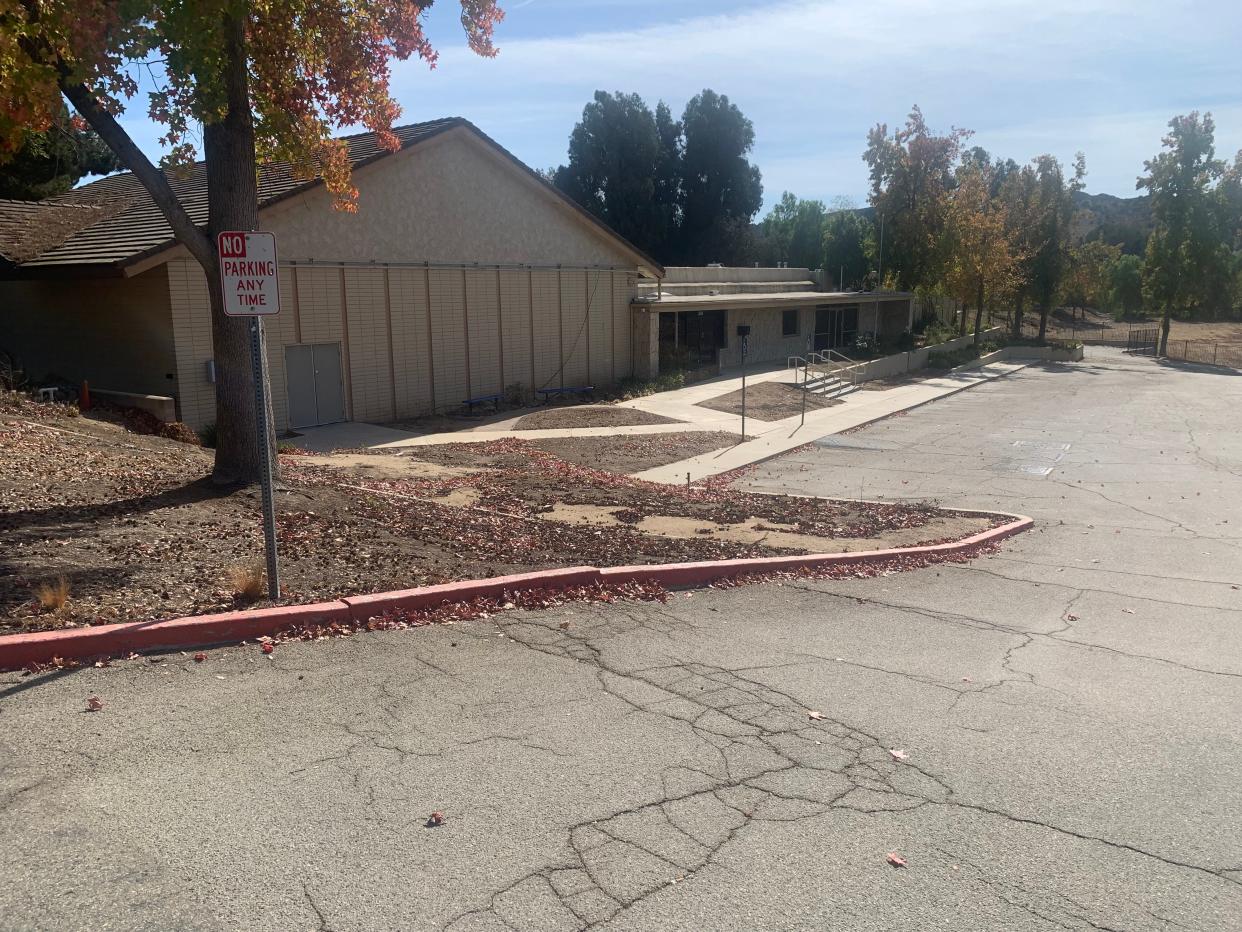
[289,360,1031,474]
[631,359,1030,483]
[291,421,420,453]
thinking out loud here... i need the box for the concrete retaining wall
[92,390,178,422]
[844,327,1007,383]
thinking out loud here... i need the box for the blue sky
[119,0,1242,214]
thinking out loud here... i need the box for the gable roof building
[2,119,662,431]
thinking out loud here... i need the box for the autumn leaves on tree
[0,0,503,483]
[862,108,1086,343]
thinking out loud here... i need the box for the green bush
[927,341,1003,370]
[197,421,217,448]
[612,371,686,400]
[921,322,959,348]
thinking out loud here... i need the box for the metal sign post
[736,325,751,441]
[248,316,280,600]
[220,231,281,602]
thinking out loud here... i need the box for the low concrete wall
[92,390,178,422]
[843,327,1007,383]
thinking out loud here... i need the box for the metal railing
[1164,340,1242,369]
[787,349,862,388]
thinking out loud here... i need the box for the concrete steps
[802,373,859,399]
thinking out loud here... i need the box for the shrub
[921,322,958,348]
[612,371,686,400]
[888,330,917,352]
[34,576,70,613]
[852,332,879,356]
[198,422,218,448]
[927,340,1006,370]
[226,564,266,603]
[504,382,526,406]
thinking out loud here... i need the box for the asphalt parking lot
[2,347,1240,931]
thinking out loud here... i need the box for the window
[782,309,799,337]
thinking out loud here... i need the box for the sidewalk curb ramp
[0,517,1032,671]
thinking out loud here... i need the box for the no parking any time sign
[218,231,280,316]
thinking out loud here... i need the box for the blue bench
[535,385,595,404]
[462,392,502,414]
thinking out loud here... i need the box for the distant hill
[1072,191,1152,255]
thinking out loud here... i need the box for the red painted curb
[340,566,602,618]
[599,516,1033,588]
[0,520,1031,672]
[0,600,351,672]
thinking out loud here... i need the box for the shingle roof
[0,198,123,266]
[1,116,663,279]
[6,118,461,272]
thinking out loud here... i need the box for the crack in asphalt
[928,843,1135,932]
[301,882,335,932]
[437,613,952,930]
[432,604,1239,931]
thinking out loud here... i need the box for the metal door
[284,343,345,428]
[311,343,346,424]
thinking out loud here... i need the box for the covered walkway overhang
[630,290,915,379]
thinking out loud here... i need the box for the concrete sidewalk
[631,359,1030,483]
[289,359,1030,468]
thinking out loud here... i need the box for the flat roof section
[631,290,914,310]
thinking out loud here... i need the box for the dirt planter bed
[4,396,1022,648]
[0,514,1032,671]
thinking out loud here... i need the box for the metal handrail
[789,349,863,387]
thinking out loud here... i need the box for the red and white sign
[218,231,280,316]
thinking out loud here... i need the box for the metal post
[740,335,748,440]
[800,363,807,428]
[249,316,281,601]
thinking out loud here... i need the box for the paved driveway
[2,349,1240,931]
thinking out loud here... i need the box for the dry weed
[34,576,70,612]
[226,564,266,602]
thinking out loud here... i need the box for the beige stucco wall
[717,306,816,368]
[637,297,918,375]
[257,128,640,269]
[0,267,175,397]
[168,258,637,432]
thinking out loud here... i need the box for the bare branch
[57,76,215,270]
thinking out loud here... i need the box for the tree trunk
[972,280,985,346]
[1037,302,1050,342]
[1158,305,1172,357]
[1011,294,1025,341]
[958,298,968,337]
[202,8,273,485]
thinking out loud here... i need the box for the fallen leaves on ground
[886,852,907,868]
[85,696,103,712]
[888,748,909,761]
[4,403,1011,635]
